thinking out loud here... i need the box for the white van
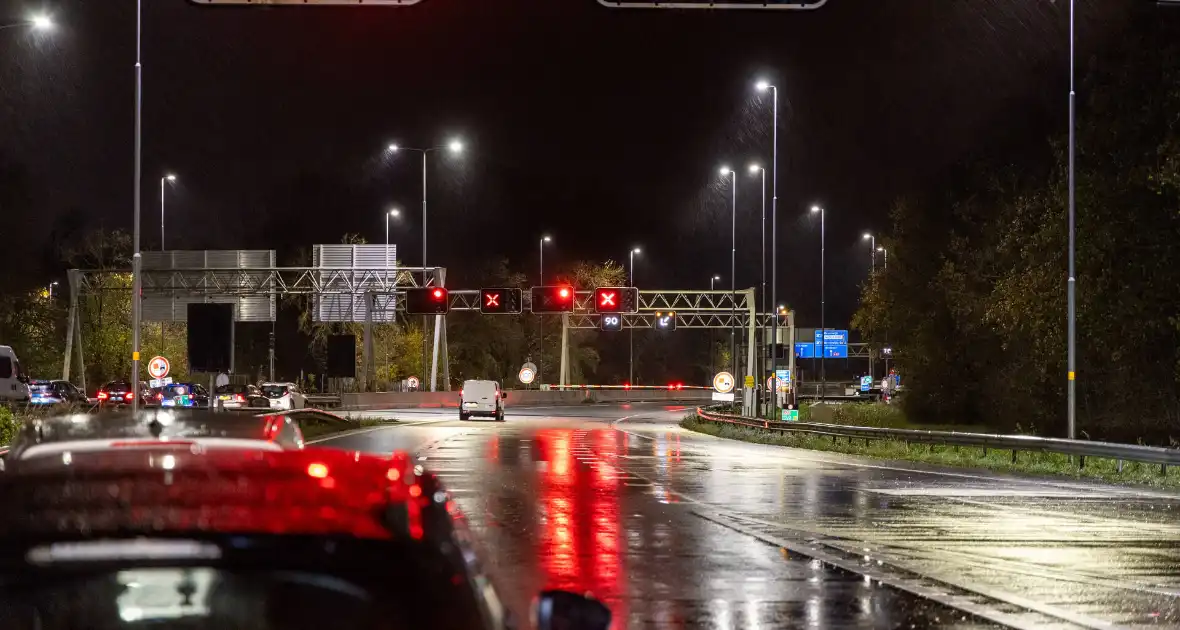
[0,346,30,403]
[459,380,505,422]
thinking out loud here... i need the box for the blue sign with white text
[794,343,814,358]
[812,329,848,358]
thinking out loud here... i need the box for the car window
[261,385,289,398]
[0,357,12,379]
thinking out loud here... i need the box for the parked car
[96,380,149,407]
[459,379,506,422]
[158,382,211,408]
[0,417,610,630]
[0,346,29,403]
[261,381,307,410]
[27,379,87,406]
[215,383,266,409]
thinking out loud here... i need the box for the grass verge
[298,415,391,440]
[682,414,1180,490]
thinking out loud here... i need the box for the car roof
[7,410,293,455]
[0,445,426,541]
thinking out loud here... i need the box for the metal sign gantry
[65,268,796,415]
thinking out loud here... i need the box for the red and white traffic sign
[147,356,170,379]
[713,371,735,394]
[407,375,420,390]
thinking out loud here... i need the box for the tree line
[853,14,1180,443]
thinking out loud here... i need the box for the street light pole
[757,80,780,416]
[539,235,551,386]
[710,274,720,374]
[385,139,463,392]
[160,174,176,250]
[750,164,767,409]
[629,247,641,385]
[862,232,877,382]
[130,0,144,414]
[720,167,737,383]
[1067,0,1077,440]
[810,205,826,402]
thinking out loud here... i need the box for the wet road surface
[318,404,1180,629]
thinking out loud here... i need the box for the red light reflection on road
[535,429,627,628]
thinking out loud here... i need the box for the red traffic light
[405,288,450,315]
[530,285,576,314]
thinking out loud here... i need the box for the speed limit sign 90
[600,315,623,332]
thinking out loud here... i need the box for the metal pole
[820,207,826,402]
[539,238,544,385]
[130,0,143,415]
[770,85,779,419]
[160,177,166,251]
[1067,0,1077,440]
[759,167,767,413]
[710,276,716,375]
[868,234,875,383]
[421,151,430,389]
[629,250,635,385]
[729,172,737,383]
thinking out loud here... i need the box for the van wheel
[495,408,505,422]
[460,411,469,421]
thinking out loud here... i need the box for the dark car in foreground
[0,411,609,630]
[27,379,87,406]
[215,383,267,409]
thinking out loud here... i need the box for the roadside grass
[682,414,1180,489]
[298,415,391,440]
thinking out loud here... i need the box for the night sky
[0,0,1130,329]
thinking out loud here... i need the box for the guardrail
[695,406,1180,474]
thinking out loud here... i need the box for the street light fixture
[448,140,464,154]
[30,15,52,30]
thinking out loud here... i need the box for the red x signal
[599,291,616,307]
[485,292,500,308]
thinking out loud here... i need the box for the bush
[828,403,909,428]
[0,407,21,446]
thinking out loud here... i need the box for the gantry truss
[66,268,807,414]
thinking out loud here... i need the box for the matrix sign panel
[592,287,639,314]
[600,314,624,332]
[653,311,677,331]
[480,288,523,314]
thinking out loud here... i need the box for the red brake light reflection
[307,463,329,479]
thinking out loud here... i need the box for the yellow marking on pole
[1068,371,1075,380]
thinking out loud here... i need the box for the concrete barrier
[340,388,712,411]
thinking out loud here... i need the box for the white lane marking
[307,417,454,445]
[612,412,1180,500]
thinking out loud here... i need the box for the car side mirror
[532,590,611,630]
[16,375,28,385]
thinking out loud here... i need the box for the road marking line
[612,412,1180,500]
[307,418,454,444]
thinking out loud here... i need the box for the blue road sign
[860,375,873,392]
[813,329,848,358]
[794,343,814,358]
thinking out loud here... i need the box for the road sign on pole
[148,356,170,380]
[407,375,420,390]
[519,362,537,385]
[713,371,735,394]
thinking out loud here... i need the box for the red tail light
[235,394,245,402]
[307,462,329,479]
[156,393,163,400]
[126,392,134,400]
[97,392,108,400]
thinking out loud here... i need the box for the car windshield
[261,385,288,398]
[162,385,192,397]
[29,382,53,394]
